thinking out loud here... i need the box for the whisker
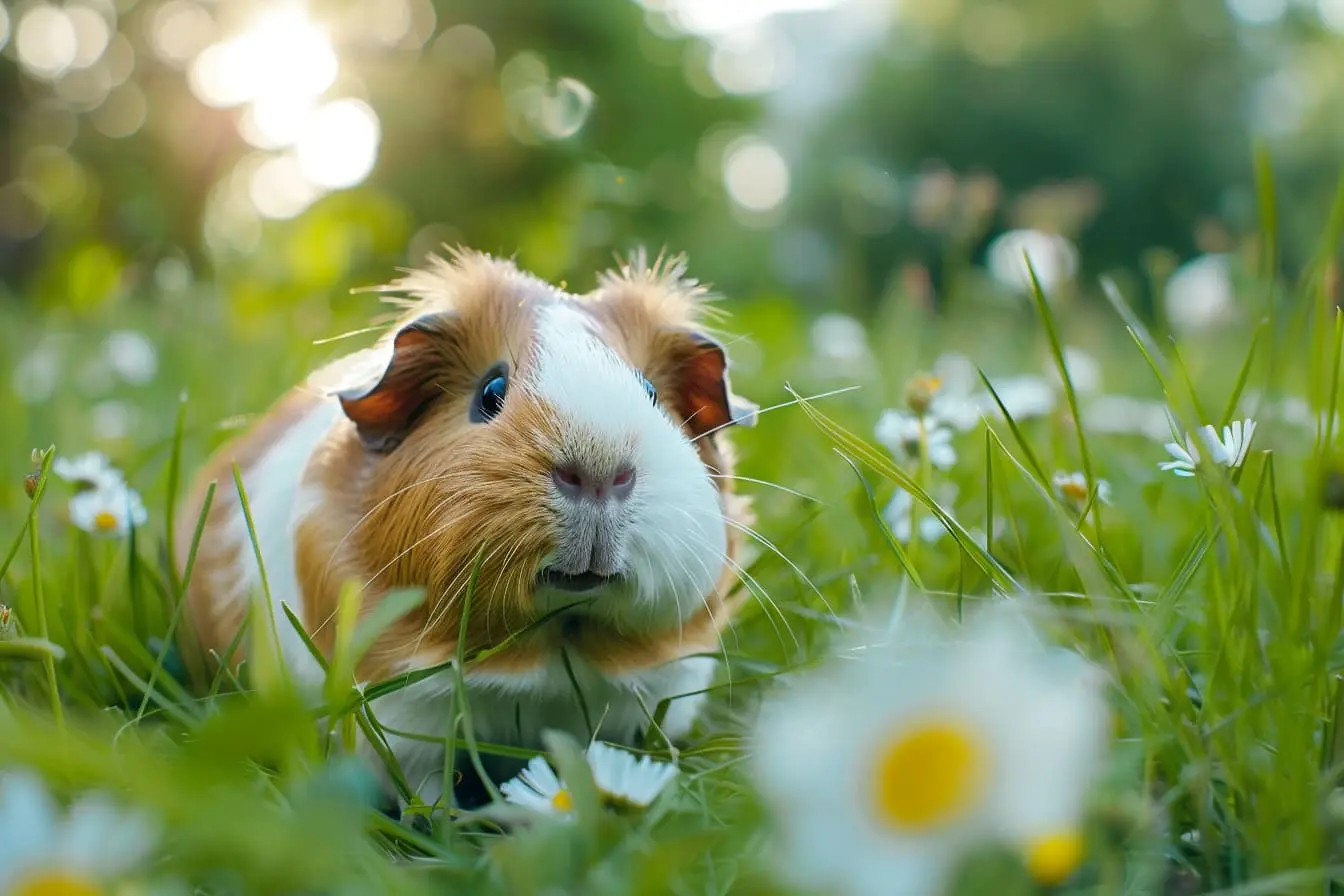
[706,473,821,503]
[668,514,798,655]
[322,473,460,583]
[723,517,838,622]
[691,384,860,444]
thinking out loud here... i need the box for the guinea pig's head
[313,249,757,655]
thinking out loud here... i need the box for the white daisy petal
[751,597,1110,896]
[0,770,61,879]
[585,742,678,808]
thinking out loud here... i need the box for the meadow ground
[2,235,1344,896]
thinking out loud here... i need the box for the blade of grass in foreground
[789,385,1020,594]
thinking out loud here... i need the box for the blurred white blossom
[69,479,148,537]
[882,484,955,544]
[1163,254,1237,334]
[1052,471,1112,515]
[53,451,123,491]
[875,411,957,470]
[983,374,1057,421]
[0,768,160,893]
[985,229,1078,297]
[1083,395,1172,442]
[103,330,159,384]
[809,312,874,379]
[750,597,1112,896]
[1048,347,1102,396]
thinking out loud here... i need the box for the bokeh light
[722,135,790,215]
[16,4,79,81]
[294,99,382,190]
[150,0,217,68]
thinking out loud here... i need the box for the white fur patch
[223,398,342,690]
[527,301,729,631]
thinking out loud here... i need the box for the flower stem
[27,447,64,729]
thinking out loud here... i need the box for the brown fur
[176,248,754,689]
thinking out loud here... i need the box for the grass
[2,214,1344,894]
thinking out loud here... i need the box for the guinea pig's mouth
[536,569,620,593]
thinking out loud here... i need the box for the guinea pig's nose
[552,463,636,503]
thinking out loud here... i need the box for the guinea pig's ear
[318,313,456,452]
[672,331,759,439]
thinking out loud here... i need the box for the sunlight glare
[187,5,337,109]
[294,99,381,189]
[249,154,323,220]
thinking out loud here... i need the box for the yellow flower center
[1059,480,1089,503]
[1024,830,1085,885]
[550,789,573,812]
[871,719,986,831]
[11,870,105,896]
[93,511,119,531]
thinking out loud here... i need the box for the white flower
[982,374,1057,421]
[585,741,678,809]
[750,598,1111,896]
[875,411,957,470]
[52,452,124,491]
[882,486,952,544]
[1163,254,1237,334]
[0,768,160,893]
[104,331,159,385]
[1052,471,1112,513]
[1158,418,1257,477]
[69,481,148,537]
[985,229,1078,297]
[501,742,678,816]
[500,755,574,816]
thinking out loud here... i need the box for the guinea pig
[175,247,759,811]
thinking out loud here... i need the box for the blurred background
[4,0,1342,318]
[3,0,1342,508]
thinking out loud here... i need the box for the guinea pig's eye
[471,367,509,423]
[638,372,657,405]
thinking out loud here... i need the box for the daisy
[51,452,124,491]
[875,411,957,471]
[501,743,678,816]
[750,598,1111,896]
[585,742,679,810]
[1052,471,1112,514]
[68,481,148,538]
[1158,418,1257,477]
[0,768,160,894]
[500,755,574,816]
